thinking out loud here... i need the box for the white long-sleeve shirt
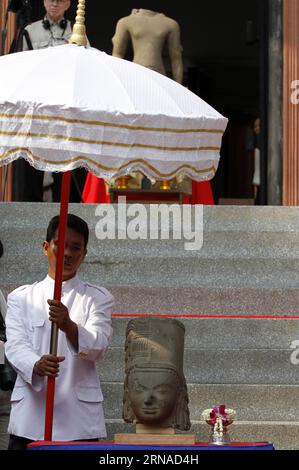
[5,275,113,441]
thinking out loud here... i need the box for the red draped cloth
[190,180,214,204]
[82,173,214,205]
[181,181,214,204]
[82,173,110,203]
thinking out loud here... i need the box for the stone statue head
[123,317,191,431]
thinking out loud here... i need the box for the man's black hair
[0,240,3,259]
[46,214,89,249]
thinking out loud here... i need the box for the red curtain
[82,173,110,203]
[82,173,214,205]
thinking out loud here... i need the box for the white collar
[44,274,80,295]
[45,15,65,26]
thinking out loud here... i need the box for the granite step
[2,204,299,296]
[101,382,299,422]
[98,346,299,385]
[110,317,299,349]
[1,284,299,317]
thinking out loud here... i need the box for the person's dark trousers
[8,434,33,450]
[254,186,261,205]
[52,168,87,203]
[12,160,44,202]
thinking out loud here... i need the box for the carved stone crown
[125,317,185,376]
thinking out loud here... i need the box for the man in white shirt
[0,240,12,450]
[5,214,114,449]
[23,0,72,51]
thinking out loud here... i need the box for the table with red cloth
[82,173,214,205]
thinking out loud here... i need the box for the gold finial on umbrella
[69,0,88,46]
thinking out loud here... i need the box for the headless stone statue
[112,8,185,190]
[112,8,183,84]
[123,317,191,431]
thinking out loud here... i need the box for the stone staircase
[1,203,299,449]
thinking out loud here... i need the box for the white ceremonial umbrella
[0,41,227,183]
[0,0,227,441]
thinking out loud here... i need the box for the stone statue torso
[112,9,181,75]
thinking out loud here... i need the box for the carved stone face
[128,368,179,425]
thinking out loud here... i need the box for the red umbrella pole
[44,171,71,441]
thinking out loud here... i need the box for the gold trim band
[0,130,221,153]
[0,147,217,178]
[0,113,225,134]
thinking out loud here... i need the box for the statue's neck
[138,9,159,17]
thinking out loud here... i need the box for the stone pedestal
[114,433,196,445]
